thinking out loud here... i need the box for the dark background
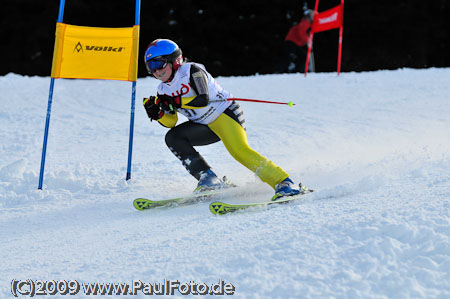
[1,0,449,78]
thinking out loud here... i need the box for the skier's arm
[180,64,210,109]
[143,97,178,128]
[158,112,178,128]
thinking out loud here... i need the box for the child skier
[143,39,302,200]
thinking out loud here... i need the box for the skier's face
[153,63,172,82]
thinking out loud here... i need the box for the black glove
[143,96,164,121]
[156,94,182,112]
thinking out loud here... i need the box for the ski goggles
[146,58,168,74]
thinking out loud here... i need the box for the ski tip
[133,198,157,211]
[209,202,226,215]
[133,198,148,211]
[209,201,248,215]
[209,202,242,215]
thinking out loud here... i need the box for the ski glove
[143,96,164,121]
[156,94,182,112]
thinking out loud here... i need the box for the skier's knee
[165,128,178,148]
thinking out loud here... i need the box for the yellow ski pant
[208,113,289,189]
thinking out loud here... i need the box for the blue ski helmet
[144,39,183,74]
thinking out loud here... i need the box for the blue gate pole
[38,0,66,190]
[126,0,141,180]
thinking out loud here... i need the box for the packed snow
[1,68,449,298]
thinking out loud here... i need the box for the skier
[275,6,314,73]
[143,39,302,200]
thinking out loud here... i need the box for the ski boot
[272,177,301,201]
[194,169,224,193]
[194,169,238,193]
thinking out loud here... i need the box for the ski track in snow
[1,68,450,298]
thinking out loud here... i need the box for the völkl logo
[73,42,125,53]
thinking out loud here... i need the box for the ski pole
[210,97,295,107]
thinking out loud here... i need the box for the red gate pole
[304,0,320,77]
[304,33,314,76]
[337,0,344,75]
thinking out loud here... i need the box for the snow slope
[1,68,449,298]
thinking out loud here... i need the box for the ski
[209,190,313,215]
[133,189,229,211]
